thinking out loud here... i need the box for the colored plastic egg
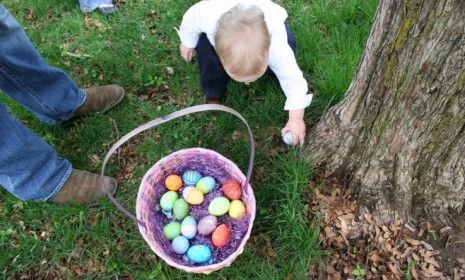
[182,170,202,185]
[229,200,246,219]
[165,174,182,191]
[163,222,181,240]
[196,176,216,194]
[173,198,189,220]
[171,236,190,254]
[212,224,230,248]
[282,131,294,145]
[160,191,178,211]
[181,216,197,239]
[185,187,204,205]
[187,245,212,264]
[197,215,217,235]
[222,180,242,200]
[208,197,230,216]
[182,186,195,200]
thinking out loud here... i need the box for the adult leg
[195,33,230,102]
[0,103,72,201]
[0,4,86,125]
[0,103,116,202]
[0,5,125,124]
[0,5,118,202]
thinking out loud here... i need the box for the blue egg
[182,170,202,186]
[196,176,216,194]
[171,236,190,254]
[187,245,212,264]
[181,216,197,239]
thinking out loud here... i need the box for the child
[177,0,313,146]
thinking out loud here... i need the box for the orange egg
[165,174,182,191]
[212,224,230,248]
[221,180,242,200]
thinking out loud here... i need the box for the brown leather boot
[50,169,117,204]
[74,85,125,117]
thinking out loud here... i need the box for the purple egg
[197,215,217,235]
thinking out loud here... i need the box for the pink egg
[197,215,217,235]
[212,224,230,248]
[221,180,242,200]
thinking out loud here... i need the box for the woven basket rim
[136,147,256,273]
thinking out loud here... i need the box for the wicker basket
[101,104,255,274]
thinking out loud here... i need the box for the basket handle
[101,104,255,228]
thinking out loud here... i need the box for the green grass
[0,0,376,278]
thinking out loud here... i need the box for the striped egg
[181,216,197,239]
[182,170,202,186]
[182,186,195,200]
[196,176,216,194]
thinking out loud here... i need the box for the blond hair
[215,5,271,79]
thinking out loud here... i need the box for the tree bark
[305,0,465,224]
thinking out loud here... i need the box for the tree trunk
[305,0,465,224]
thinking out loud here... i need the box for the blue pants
[78,0,114,13]
[195,23,297,100]
[0,5,85,201]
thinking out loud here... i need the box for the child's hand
[180,43,194,62]
[281,110,306,147]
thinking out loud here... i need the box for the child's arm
[178,3,203,48]
[268,25,313,147]
[269,43,312,147]
[177,2,208,62]
[180,43,194,62]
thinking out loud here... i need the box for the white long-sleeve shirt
[178,0,313,111]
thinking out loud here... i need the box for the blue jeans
[78,0,114,13]
[0,5,85,201]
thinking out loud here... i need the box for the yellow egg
[185,187,204,205]
[165,174,182,191]
[228,200,246,219]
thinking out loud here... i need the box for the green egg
[163,222,181,240]
[160,191,179,211]
[196,176,216,194]
[173,198,189,220]
[208,196,231,216]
